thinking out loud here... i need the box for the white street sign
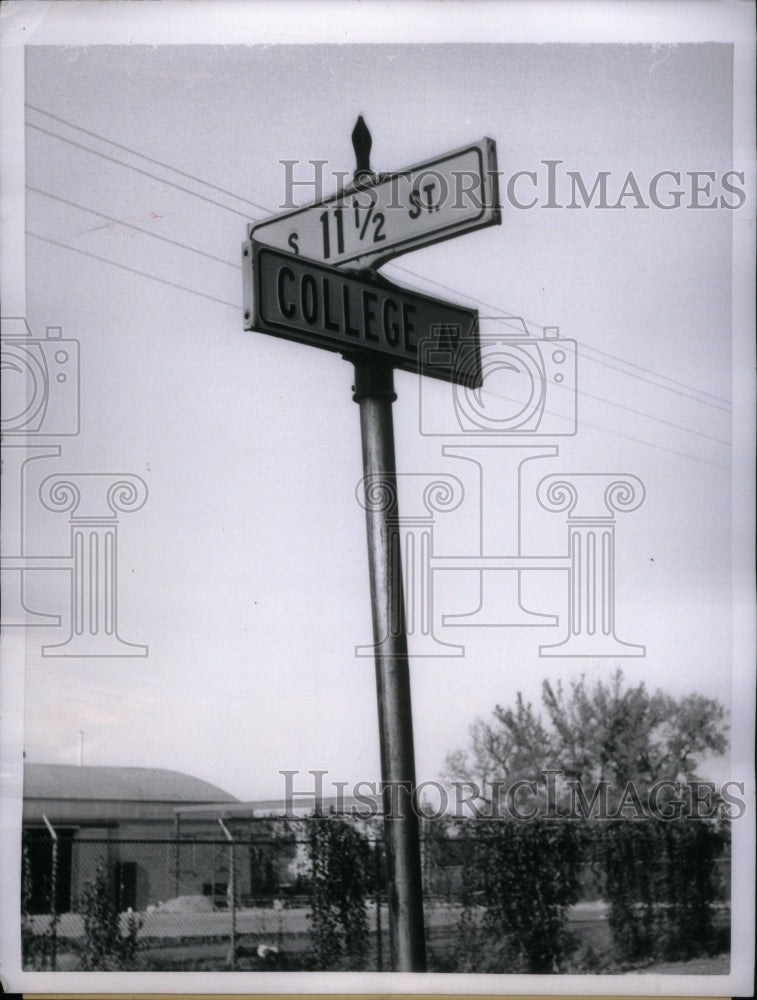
[249,138,500,269]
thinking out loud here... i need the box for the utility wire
[578,342,730,407]
[478,383,730,471]
[388,262,731,413]
[26,123,252,220]
[27,231,241,311]
[395,261,731,410]
[27,184,729,446]
[26,103,270,214]
[27,106,731,411]
[479,375,729,447]
[577,349,730,413]
[27,186,242,270]
[389,262,534,337]
[27,106,733,437]
[30,228,728,470]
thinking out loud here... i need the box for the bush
[599,818,727,964]
[453,819,583,973]
[307,819,373,970]
[80,861,142,970]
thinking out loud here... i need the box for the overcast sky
[2,7,752,811]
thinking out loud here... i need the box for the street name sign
[244,241,482,387]
[249,138,500,269]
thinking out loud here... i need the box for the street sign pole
[245,118,487,972]
[350,117,426,973]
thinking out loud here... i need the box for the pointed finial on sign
[352,115,372,181]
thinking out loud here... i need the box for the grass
[27,899,732,974]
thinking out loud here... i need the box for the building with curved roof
[23,763,237,827]
[22,763,238,913]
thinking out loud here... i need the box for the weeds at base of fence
[21,910,59,971]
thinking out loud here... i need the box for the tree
[444,668,728,811]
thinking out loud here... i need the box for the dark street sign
[244,241,481,387]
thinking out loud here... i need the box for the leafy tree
[445,668,728,811]
[443,669,730,969]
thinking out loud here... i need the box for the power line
[27,231,241,310]
[479,384,730,471]
[480,375,729,447]
[405,265,732,410]
[27,105,733,437]
[576,348,730,413]
[27,186,241,270]
[388,263,534,337]
[578,342,730,407]
[27,104,731,413]
[31,225,728,469]
[559,415,730,471]
[29,183,728,448]
[26,122,252,220]
[388,262,730,413]
[26,102,271,215]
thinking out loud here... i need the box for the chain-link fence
[22,823,391,972]
[21,817,731,973]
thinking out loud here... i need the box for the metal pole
[349,115,426,973]
[352,360,427,972]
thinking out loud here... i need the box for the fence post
[218,819,236,969]
[173,814,181,897]
[42,814,58,971]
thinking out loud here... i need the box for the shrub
[455,819,583,973]
[307,819,373,970]
[599,818,727,964]
[80,861,142,970]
